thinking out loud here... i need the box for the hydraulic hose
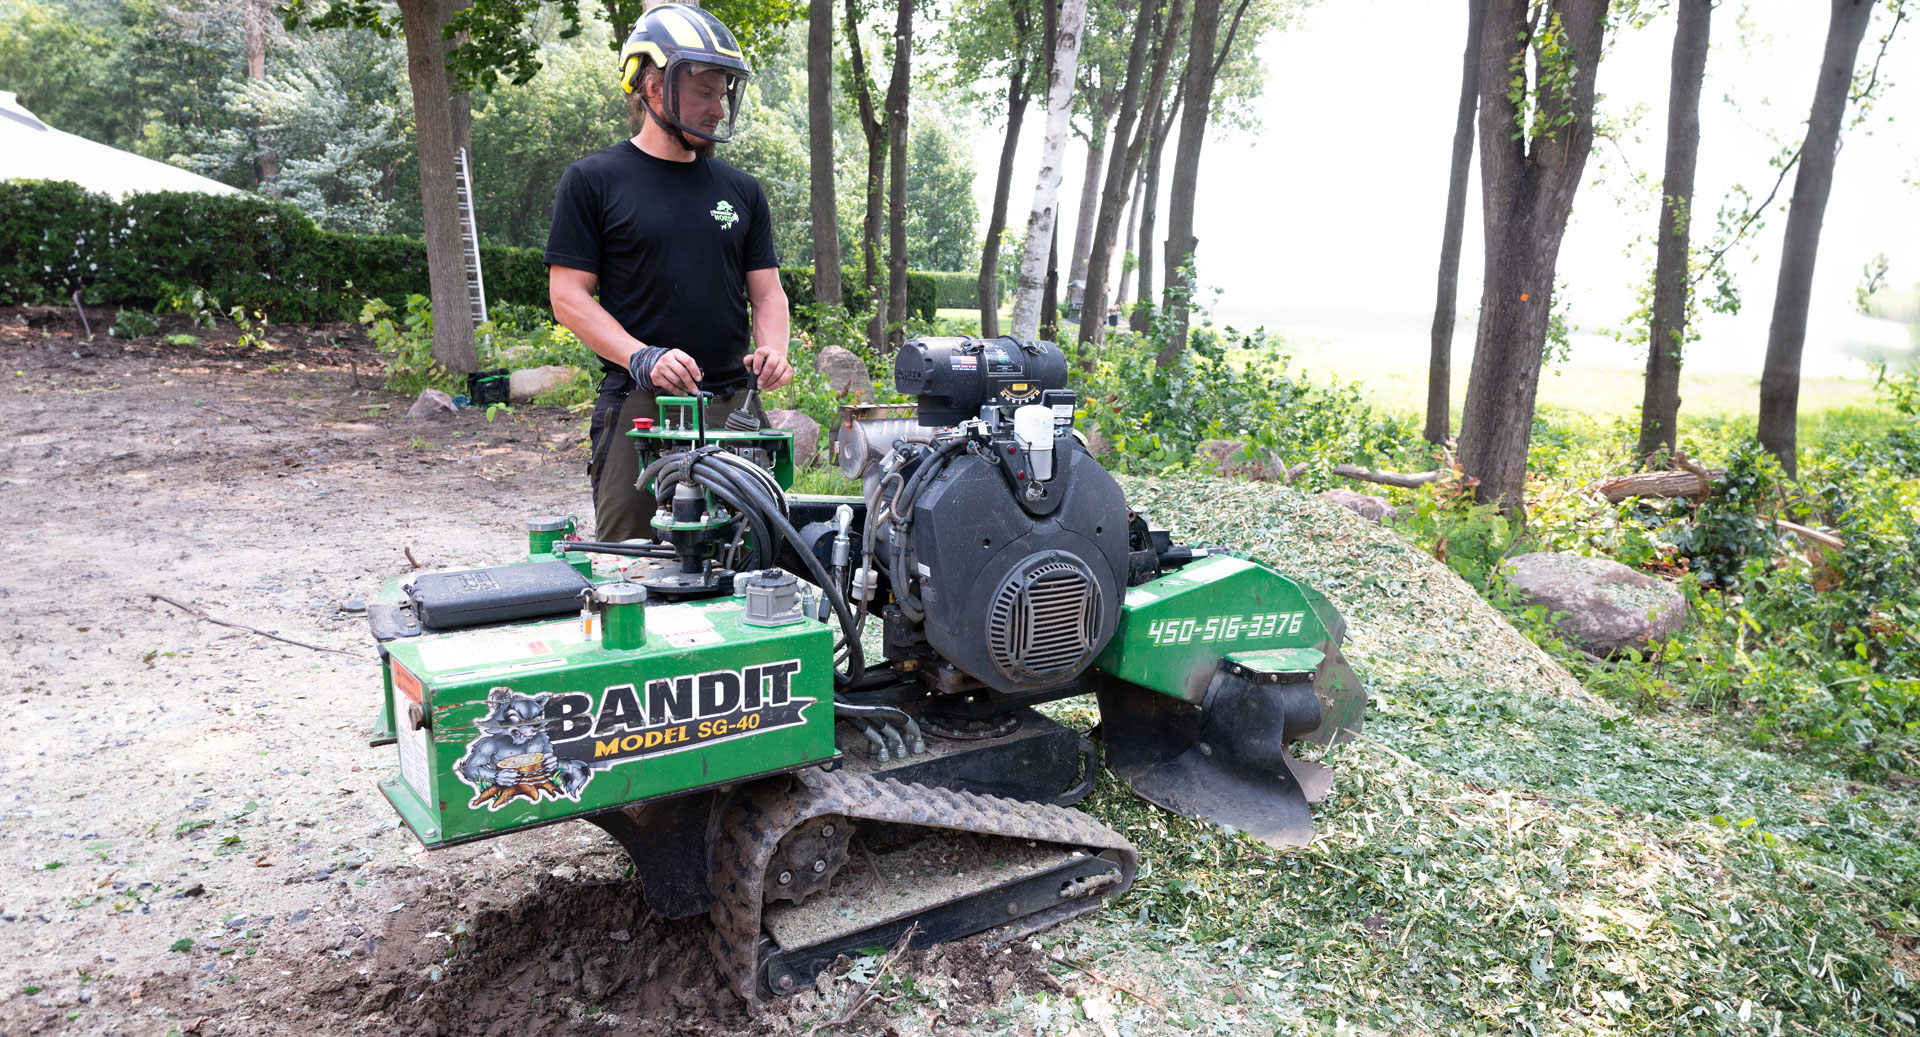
[657,445,867,686]
[553,541,678,559]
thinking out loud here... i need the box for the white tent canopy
[1,91,241,199]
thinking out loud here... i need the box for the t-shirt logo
[710,200,739,229]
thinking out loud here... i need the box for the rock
[1083,428,1112,458]
[813,345,873,398]
[1502,552,1687,657]
[765,409,821,464]
[1318,488,1398,523]
[508,365,575,401]
[407,388,456,420]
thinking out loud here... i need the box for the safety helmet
[619,3,752,144]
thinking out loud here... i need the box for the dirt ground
[0,308,1078,1036]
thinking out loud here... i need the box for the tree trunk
[1757,0,1875,477]
[1129,76,1181,333]
[809,0,842,306]
[245,0,278,187]
[1080,0,1181,356]
[1637,0,1712,466]
[444,0,472,150]
[1043,221,1061,341]
[1154,0,1222,367]
[1066,88,1115,291]
[845,0,888,353]
[398,0,477,373]
[1010,0,1087,340]
[884,0,914,351]
[1456,0,1611,512]
[1114,159,1146,306]
[977,59,1028,336]
[1423,0,1483,445]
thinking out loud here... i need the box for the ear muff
[619,41,668,93]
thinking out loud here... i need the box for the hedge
[778,266,936,323]
[0,179,546,320]
[0,180,946,326]
[922,270,991,310]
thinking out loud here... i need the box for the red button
[633,418,655,430]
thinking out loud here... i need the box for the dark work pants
[588,382,765,542]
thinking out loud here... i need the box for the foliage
[1073,295,1415,481]
[469,20,627,248]
[903,120,978,272]
[173,24,415,233]
[921,270,987,309]
[109,309,158,339]
[1390,481,1519,590]
[1494,419,1919,778]
[779,266,933,323]
[0,180,546,318]
[763,301,912,435]
[363,294,599,404]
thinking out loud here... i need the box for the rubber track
[709,766,1137,1002]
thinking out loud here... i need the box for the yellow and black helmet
[620,3,752,144]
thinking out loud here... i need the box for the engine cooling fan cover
[986,551,1106,684]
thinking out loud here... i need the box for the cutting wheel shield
[709,767,1137,1002]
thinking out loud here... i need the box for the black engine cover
[907,443,1129,696]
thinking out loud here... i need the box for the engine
[844,337,1130,700]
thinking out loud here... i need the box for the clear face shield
[663,62,746,144]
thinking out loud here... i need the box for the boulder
[1318,488,1397,523]
[508,365,575,401]
[1502,552,1687,657]
[813,344,873,398]
[765,409,822,465]
[407,387,456,421]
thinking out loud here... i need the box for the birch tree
[1010,0,1087,340]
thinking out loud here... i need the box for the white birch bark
[1009,0,1087,341]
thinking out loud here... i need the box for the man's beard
[647,101,717,158]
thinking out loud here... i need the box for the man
[545,2,795,543]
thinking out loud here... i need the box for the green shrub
[0,179,547,319]
[108,308,157,338]
[921,270,985,310]
[1073,324,1412,482]
[778,266,935,324]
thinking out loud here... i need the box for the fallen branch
[147,593,368,658]
[1765,516,1844,550]
[1330,464,1447,489]
[1585,468,1727,503]
[72,290,92,339]
[1056,955,1165,1008]
[807,922,920,1034]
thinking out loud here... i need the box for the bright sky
[977,0,1920,379]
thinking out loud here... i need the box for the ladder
[453,147,488,329]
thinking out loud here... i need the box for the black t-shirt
[544,142,779,393]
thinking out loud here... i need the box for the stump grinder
[364,336,1366,1001]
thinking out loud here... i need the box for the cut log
[1331,464,1447,489]
[1585,469,1727,503]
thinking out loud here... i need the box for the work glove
[627,345,671,392]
